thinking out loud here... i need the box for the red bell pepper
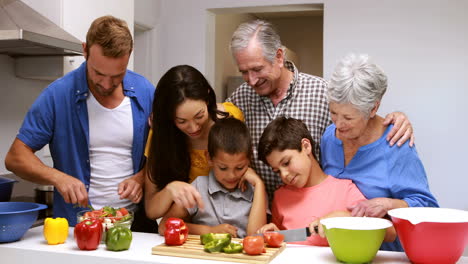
[74,219,103,250]
[164,217,188,246]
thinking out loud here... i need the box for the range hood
[0,0,82,57]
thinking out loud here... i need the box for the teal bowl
[321,217,393,263]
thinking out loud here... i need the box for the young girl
[159,118,267,238]
[144,65,244,220]
[257,117,395,246]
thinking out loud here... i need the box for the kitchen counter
[1,226,467,264]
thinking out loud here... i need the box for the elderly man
[5,16,155,229]
[226,20,414,200]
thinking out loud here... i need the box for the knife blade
[255,227,312,242]
[277,227,312,242]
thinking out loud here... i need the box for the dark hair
[208,117,252,160]
[148,65,228,190]
[258,116,317,164]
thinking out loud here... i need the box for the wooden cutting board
[152,235,286,264]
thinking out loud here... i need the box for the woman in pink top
[257,117,396,246]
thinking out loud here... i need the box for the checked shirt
[226,61,331,200]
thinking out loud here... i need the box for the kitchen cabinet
[2,226,467,264]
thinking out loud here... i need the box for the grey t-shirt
[186,171,254,238]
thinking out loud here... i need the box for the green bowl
[321,217,393,264]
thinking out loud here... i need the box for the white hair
[328,54,388,117]
[230,19,283,63]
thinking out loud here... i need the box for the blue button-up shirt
[17,62,155,226]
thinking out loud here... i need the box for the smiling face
[234,39,283,97]
[174,99,211,139]
[209,150,250,191]
[84,44,129,97]
[265,140,313,188]
[329,102,372,141]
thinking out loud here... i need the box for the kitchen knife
[256,227,312,242]
[277,227,312,242]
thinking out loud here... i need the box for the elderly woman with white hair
[320,54,439,251]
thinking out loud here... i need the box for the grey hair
[328,54,388,117]
[230,19,283,63]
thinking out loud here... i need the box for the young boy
[158,117,267,238]
[257,116,395,246]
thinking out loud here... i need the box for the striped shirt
[226,61,331,200]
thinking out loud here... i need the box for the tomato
[118,207,129,216]
[243,236,264,255]
[264,232,284,248]
[84,212,92,218]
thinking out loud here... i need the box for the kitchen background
[1,0,467,238]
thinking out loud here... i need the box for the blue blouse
[320,124,439,251]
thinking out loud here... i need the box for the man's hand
[348,198,392,218]
[166,181,205,211]
[383,111,414,147]
[118,175,143,203]
[54,174,88,207]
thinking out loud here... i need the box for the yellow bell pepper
[43,217,69,245]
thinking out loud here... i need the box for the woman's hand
[166,181,205,210]
[211,224,238,238]
[348,198,393,218]
[256,223,280,234]
[383,111,414,147]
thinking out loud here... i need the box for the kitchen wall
[146,0,468,212]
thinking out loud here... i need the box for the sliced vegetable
[106,226,132,251]
[222,242,243,254]
[200,233,232,245]
[74,219,102,250]
[43,217,69,245]
[243,236,265,255]
[164,218,189,246]
[204,237,231,253]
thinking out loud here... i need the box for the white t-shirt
[87,92,135,210]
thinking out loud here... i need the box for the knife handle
[307,227,313,237]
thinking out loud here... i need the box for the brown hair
[85,15,133,57]
[258,116,317,164]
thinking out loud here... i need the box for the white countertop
[1,226,467,264]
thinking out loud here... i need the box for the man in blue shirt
[5,16,155,228]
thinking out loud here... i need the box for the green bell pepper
[200,233,232,245]
[106,226,132,251]
[223,242,243,254]
[204,237,231,253]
